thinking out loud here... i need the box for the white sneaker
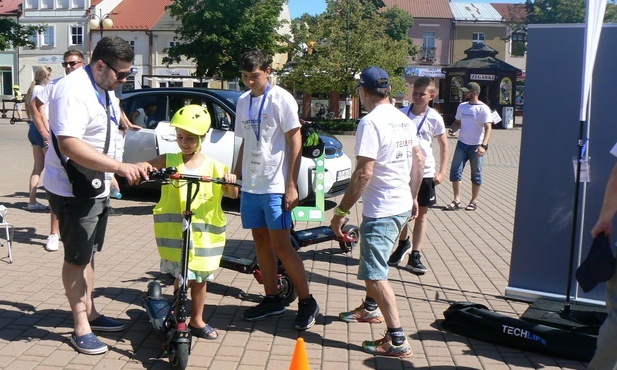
[45,234,59,251]
[27,202,49,211]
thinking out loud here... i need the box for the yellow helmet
[170,105,211,136]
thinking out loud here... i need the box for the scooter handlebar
[146,167,240,187]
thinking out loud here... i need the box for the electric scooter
[142,167,240,370]
[219,220,358,305]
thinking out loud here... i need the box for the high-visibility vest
[153,153,228,272]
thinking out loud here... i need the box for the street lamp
[88,10,113,37]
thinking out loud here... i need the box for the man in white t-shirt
[444,82,492,211]
[330,67,424,358]
[45,36,150,355]
[233,49,319,331]
[588,141,617,369]
[388,77,448,276]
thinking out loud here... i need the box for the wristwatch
[334,206,350,217]
[480,144,489,150]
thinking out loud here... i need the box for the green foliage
[503,0,617,56]
[283,0,413,97]
[315,119,358,132]
[164,0,289,80]
[0,19,45,51]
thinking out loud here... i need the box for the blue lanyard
[85,65,118,126]
[248,84,271,141]
[406,104,430,136]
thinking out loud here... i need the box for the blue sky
[288,0,524,19]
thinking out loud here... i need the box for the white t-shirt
[133,107,147,126]
[400,105,445,178]
[356,103,419,218]
[234,85,301,194]
[455,102,492,145]
[44,67,122,198]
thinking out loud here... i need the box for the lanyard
[248,84,271,141]
[406,104,430,136]
[85,65,118,126]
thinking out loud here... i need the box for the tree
[0,19,45,51]
[164,0,289,80]
[503,0,617,55]
[283,0,414,97]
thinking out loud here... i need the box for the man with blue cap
[330,66,424,357]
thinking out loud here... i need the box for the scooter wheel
[147,281,163,299]
[279,273,298,305]
[170,342,189,370]
[10,118,16,125]
[339,225,359,253]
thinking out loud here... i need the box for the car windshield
[212,89,241,106]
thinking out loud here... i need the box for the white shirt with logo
[455,102,492,145]
[234,85,301,194]
[356,103,419,218]
[400,106,445,178]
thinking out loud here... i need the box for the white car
[120,88,352,200]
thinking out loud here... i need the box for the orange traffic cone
[289,337,310,370]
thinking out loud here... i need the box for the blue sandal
[70,332,108,355]
[189,324,219,340]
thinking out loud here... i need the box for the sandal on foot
[189,324,218,340]
[70,332,108,355]
[443,200,461,211]
[465,202,478,211]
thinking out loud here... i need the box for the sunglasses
[61,60,83,68]
[102,60,132,80]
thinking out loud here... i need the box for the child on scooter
[146,104,239,340]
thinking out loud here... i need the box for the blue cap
[358,66,390,89]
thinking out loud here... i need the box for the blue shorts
[357,210,411,281]
[240,192,292,230]
[449,141,484,185]
[28,122,46,148]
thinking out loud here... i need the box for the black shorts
[418,177,436,207]
[48,192,109,265]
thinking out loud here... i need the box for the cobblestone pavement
[0,117,587,369]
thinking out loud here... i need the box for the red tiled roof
[106,0,172,31]
[382,0,453,19]
[491,3,527,21]
[91,0,103,6]
[0,0,22,16]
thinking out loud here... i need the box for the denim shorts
[27,122,45,148]
[357,210,411,281]
[240,192,292,230]
[449,141,484,185]
[48,192,109,265]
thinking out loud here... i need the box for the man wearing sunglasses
[44,36,150,355]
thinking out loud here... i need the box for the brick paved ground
[0,117,588,369]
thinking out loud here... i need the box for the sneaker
[70,332,108,355]
[27,202,48,211]
[388,238,412,266]
[294,295,319,330]
[339,301,384,323]
[406,251,428,275]
[89,315,125,332]
[45,233,59,251]
[362,331,413,358]
[242,296,286,321]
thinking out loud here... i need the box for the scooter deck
[144,298,170,333]
[220,254,256,273]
